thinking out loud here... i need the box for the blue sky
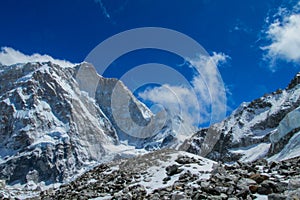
[0,0,300,126]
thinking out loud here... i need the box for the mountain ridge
[181,72,300,163]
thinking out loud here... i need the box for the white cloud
[209,52,230,66]
[138,52,229,128]
[0,47,74,67]
[139,84,201,127]
[262,1,300,69]
[188,52,229,124]
[264,15,300,62]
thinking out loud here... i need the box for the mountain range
[0,60,299,199]
[181,72,300,163]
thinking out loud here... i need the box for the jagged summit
[287,72,300,90]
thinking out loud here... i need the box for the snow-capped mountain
[0,61,177,186]
[181,72,300,163]
[0,62,118,185]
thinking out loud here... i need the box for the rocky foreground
[9,149,295,200]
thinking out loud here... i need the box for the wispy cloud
[94,0,111,19]
[230,19,252,34]
[262,1,300,70]
[188,52,229,124]
[0,47,74,67]
[138,52,229,129]
[93,0,128,24]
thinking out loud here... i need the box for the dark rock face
[0,143,74,184]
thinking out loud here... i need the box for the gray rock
[163,176,171,182]
[288,178,300,190]
[171,193,186,200]
[236,189,249,199]
[0,180,5,189]
[286,188,300,199]
[166,164,183,176]
[257,185,273,195]
[237,178,257,189]
[215,186,228,193]
[268,193,287,200]
[249,173,269,184]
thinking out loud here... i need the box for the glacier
[270,106,300,144]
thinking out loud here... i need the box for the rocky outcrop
[287,72,300,90]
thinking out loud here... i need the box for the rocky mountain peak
[287,72,300,90]
[182,72,300,163]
